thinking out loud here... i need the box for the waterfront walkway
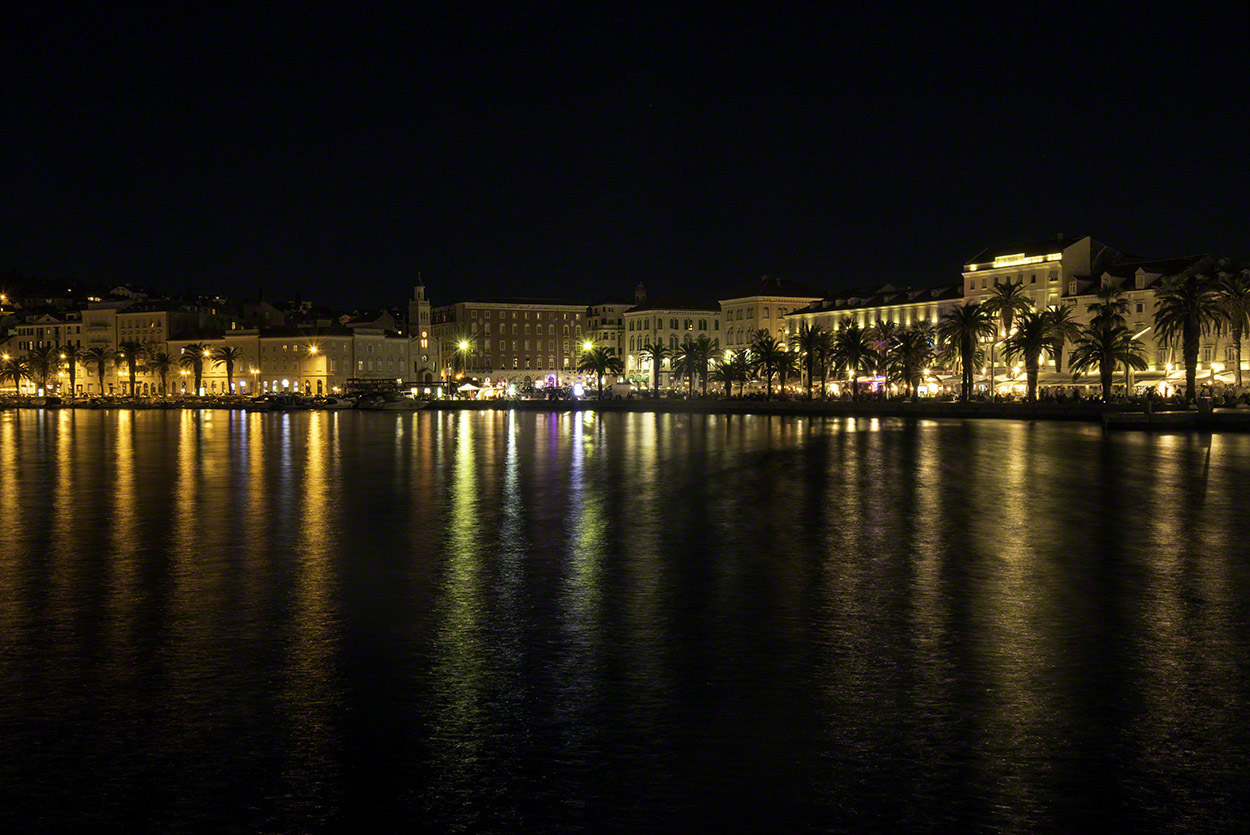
[428,397,1250,430]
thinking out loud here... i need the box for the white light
[573,382,584,397]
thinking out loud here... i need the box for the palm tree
[1001,311,1056,402]
[146,351,175,397]
[1216,269,1250,388]
[0,354,30,396]
[982,281,1034,393]
[1154,273,1227,402]
[179,343,209,394]
[814,328,835,398]
[749,329,786,399]
[115,341,147,397]
[671,339,700,396]
[59,344,87,399]
[888,326,935,401]
[790,321,824,398]
[26,344,60,394]
[774,349,799,396]
[937,302,996,401]
[869,319,899,379]
[1088,284,1130,328]
[711,349,752,398]
[690,334,716,396]
[1043,304,1082,373]
[1068,321,1148,401]
[639,341,669,396]
[576,346,624,398]
[709,355,736,398]
[830,319,877,401]
[82,346,113,395]
[212,345,246,395]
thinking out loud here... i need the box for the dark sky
[3,4,1247,309]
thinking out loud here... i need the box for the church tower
[408,274,435,382]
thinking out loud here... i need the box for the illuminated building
[587,294,631,358]
[623,293,721,389]
[720,275,823,350]
[407,280,438,383]
[430,297,587,386]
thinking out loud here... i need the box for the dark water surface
[1,409,1248,831]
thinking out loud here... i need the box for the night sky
[3,5,1247,309]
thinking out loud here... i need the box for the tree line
[614,265,1248,403]
[1,343,246,398]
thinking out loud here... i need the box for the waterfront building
[430,298,587,387]
[166,331,262,395]
[11,311,84,352]
[786,234,1246,393]
[587,295,631,358]
[720,275,823,351]
[407,281,438,383]
[623,293,721,388]
[786,283,964,335]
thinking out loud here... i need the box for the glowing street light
[459,340,469,351]
[583,340,593,351]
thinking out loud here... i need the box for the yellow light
[583,341,593,351]
[309,346,318,354]
[459,340,469,351]
[203,350,211,357]
[59,354,66,359]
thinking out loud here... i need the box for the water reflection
[1,411,1248,830]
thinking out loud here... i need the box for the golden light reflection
[969,422,1059,824]
[427,410,490,807]
[280,409,343,806]
[0,413,23,624]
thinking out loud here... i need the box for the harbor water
[1,409,1247,830]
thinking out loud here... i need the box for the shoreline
[5,398,1250,430]
[430,398,1250,430]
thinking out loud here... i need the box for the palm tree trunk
[1101,364,1113,401]
[1184,321,1199,402]
[1235,326,1244,389]
[1027,358,1039,402]
[850,372,858,401]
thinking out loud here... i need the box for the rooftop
[786,283,963,317]
[965,234,1085,267]
[626,293,720,313]
[721,275,825,301]
[448,297,582,308]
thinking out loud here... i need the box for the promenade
[427,397,1250,430]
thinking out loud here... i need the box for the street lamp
[583,340,593,352]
